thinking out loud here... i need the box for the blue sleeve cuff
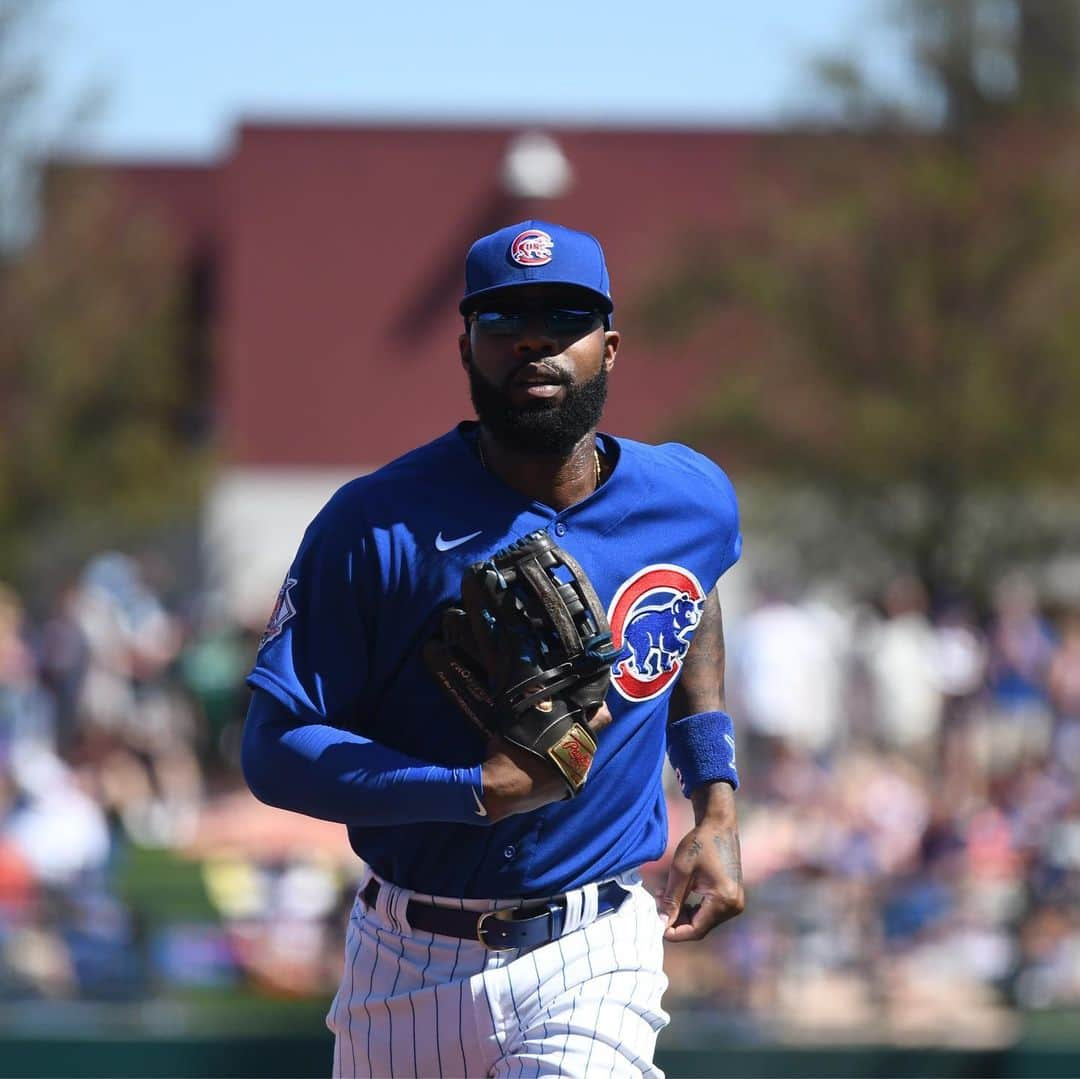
[449,765,491,826]
[666,711,739,797]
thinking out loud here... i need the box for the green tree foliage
[0,6,206,594]
[905,0,1080,127]
[641,0,1080,595]
[816,0,1080,132]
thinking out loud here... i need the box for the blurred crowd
[0,553,355,1004]
[651,571,1080,1044]
[1,552,1078,1044]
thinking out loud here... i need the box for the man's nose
[511,314,557,354]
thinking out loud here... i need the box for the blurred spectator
[860,576,943,768]
[70,552,182,735]
[4,752,111,890]
[1048,607,1080,775]
[68,553,202,846]
[1048,609,1080,718]
[177,615,260,786]
[0,583,57,765]
[987,574,1056,709]
[729,579,849,758]
[35,583,91,756]
[974,574,1057,777]
[931,598,988,712]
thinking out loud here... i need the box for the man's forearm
[241,690,486,827]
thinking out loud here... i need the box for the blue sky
[29,0,919,160]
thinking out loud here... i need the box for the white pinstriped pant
[327,869,670,1078]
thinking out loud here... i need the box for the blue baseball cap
[460,220,613,315]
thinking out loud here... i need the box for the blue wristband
[666,711,739,797]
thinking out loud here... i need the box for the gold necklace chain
[478,439,603,489]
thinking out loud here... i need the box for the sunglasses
[467,307,606,336]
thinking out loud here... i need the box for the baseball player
[242,220,745,1078]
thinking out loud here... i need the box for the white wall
[202,466,367,625]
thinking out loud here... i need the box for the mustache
[503,361,572,389]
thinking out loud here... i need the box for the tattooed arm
[656,588,745,942]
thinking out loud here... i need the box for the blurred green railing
[1,1005,1077,1078]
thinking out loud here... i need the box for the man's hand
[480,704,613,822]
[657,780,744,941]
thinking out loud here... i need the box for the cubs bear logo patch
[607,564,706,702]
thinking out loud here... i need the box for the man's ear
[459,333,472,370]
[603,330,620,373]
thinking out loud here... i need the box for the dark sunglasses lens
[472,312,525,334]
[472,309,601,335]
[546,309,598,331]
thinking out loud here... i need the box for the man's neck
[478,429,600,511]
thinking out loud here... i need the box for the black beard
[467,362,609,455]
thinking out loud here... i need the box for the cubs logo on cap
[510,229,554,266]
[460,220,614,315]
[607,565,706,702]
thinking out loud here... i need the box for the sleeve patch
[259,576,298,650]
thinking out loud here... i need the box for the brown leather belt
[361,877,629,951]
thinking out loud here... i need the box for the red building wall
[109,123,764,468]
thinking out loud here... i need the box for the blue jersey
[246,423,741,898]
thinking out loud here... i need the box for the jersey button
[503,845,516,860]
[554,522,567,537]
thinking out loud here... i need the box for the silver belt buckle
[476,907,515,950]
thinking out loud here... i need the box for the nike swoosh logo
[435,529,483,552]
[471,788,488,817]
